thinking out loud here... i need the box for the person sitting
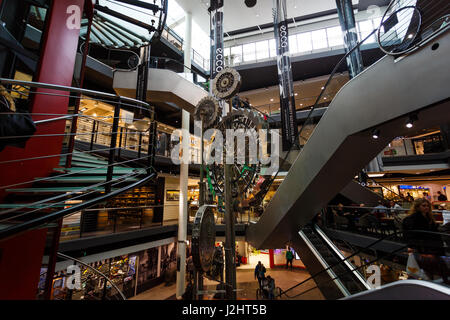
[372,200,388,220]
[260,276,269,299]
[402,199,448,283]
[266,275,275,300]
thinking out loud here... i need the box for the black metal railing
[0,78,158,240]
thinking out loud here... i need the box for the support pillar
[176,10,192,300]
[224,163,236,300]
[336,0,364,78]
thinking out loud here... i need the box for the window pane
[224,47,231,65]
[289,34,298,54]
[326,26,344,47]
[243,43,256,62]
[311,29,328,50]
[255,40,269,60]
[231,46,242,64]
[269,39,277,57]
[297,32,312,52]
[358,20,375,43]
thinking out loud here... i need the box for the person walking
[254,261,266,289]
[285,248,294,270]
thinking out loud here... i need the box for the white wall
[164,176,180,222]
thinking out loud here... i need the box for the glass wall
[225,16,385,66]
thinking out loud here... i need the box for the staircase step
[59,156,108,166]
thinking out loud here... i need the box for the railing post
[90,119,96,151]
[147,114,157,175]
[105,100,121,193]
[118,127,123,159]
[138,132,143,159]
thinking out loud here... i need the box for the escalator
[292,224,370,299]
[247,27,450,250]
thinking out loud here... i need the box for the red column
[0,0,85,198]
[0,228,48,299]
[269,249,274,268]
[0,0,85,299]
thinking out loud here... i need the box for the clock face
[192,206,216,272]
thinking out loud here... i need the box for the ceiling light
[406,114,418,128]
[372,129,380,139]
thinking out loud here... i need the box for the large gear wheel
[212,67,241,100]
[194,96,220,128]
[207,109,269,198]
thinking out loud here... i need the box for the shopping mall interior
[0,0,449,302]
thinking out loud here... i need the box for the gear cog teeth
[212,67,242,100]
[194,96,220,128]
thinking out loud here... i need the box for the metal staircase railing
[0,78,157,240]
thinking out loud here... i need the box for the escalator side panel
[247,32,450,249]
[291,231,345,300]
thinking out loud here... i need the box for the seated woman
[402,199,448,283]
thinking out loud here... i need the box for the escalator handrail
[56,252,126,300]
[313,224,371,290]
[277,228,449,299]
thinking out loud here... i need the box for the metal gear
[194,96,220,128]
[207,109,269,198]
[212,67,241,100]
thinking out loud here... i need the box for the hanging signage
[210,2,224,81]
[273,0,298,151]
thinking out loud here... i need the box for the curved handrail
[0,78,150,109]
[57,252,126,300]
[0,171,156,241]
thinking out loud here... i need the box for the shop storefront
[43,239,177,300]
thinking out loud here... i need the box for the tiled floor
[131,266,324,300]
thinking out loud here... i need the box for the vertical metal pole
[89,120,96,151]
[43,219,63,300]
[138,132,143,158]
[118,127,123,159]
[335,0,364,78]
[105,101,121,193]
[224,162,236,300]
[273,0,299,152]
[66,14,93,168]
[199,121,205,206]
